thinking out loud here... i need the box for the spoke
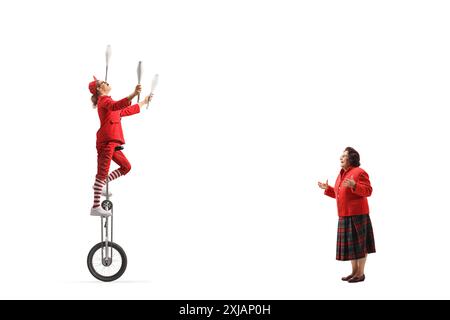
[91,247,123,278]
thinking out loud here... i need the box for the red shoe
[348,274,365,283]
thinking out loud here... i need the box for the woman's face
[340,150,350,169]
[97,81,111,95]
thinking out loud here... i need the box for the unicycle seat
[115,145,124,151]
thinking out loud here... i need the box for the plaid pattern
[336,214,376,261]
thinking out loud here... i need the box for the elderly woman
[318,147,375,283]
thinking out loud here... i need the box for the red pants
[96,142,131,181]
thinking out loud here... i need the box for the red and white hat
[88,76,98,95]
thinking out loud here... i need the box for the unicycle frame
[88,173,127,282]
[101,181,113,266]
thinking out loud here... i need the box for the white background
[0,0,449,299]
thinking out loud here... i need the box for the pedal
[101,200,113,211]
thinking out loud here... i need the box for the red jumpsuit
[95,95,140,181]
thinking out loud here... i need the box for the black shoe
[348,274,365,283]
[341,274,355,281]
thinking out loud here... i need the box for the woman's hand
[127,85,143,101]
[343,175,356,189]
[138,94,154,108]
[134,84,142,96]
[145,93,154,104]
[318,180,328,190]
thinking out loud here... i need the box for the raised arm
[104,97,132,111]
[120,95,153,117]
[318,180,336,198]
[120,104,140,117]
[103,84,143,111]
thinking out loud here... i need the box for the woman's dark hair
[345,147,360,167]
[91,94,99,107]
[91,80,100,107]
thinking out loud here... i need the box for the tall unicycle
[87,45,127,282]
[87,176,127,282]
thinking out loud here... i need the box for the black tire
[87,242,127,282]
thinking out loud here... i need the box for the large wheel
[87,242,127,282]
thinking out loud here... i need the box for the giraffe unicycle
[87,158,128,282]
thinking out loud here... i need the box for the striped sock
[107,169,123,183]
[93,178,106,208]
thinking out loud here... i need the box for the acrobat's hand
[139,94,153,109]
[134,84,142,96]
[144,94,153,104]
[145,93,154,109]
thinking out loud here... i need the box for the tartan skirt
[336,214,376,261]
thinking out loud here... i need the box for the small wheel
[87,242,127,282]
[101,200,113,211]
